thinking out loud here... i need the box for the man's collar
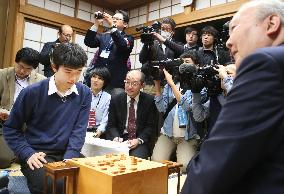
[15,73,30,82]
[48,75,79,97]
[127,93,140,103]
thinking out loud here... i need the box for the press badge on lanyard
[100,50,110,58]
[100,38,113,58]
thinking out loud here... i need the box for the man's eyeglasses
[124,80,141,87]
[112,16,124,21]
[61,33,72,38]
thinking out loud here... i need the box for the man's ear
[51,64,58,73]
[123,22,128,29]
[266,14,281,36]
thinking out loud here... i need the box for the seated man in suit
[0,47,45,169]
[106,70,157,159]
[182,0,284,194]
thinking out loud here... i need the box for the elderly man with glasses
[40,24,73,77]
[106,70,157,159]
[84,10,134,96]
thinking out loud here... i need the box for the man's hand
[163,69,174,86]
[113,137,123,143]
[27,152,47,170]
[128,139,139,150]
[226,64,236,78]
[152,32,166,43]
[103,12,113,27]
[214,65,228,80]
[0,112,9,121]
[94,131,102,138]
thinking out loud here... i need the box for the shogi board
[67,154,168,194]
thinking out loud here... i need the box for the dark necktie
[127,98,136,140]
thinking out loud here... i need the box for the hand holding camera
[152,32,166,43]
[94,11,113,27]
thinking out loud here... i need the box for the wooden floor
[1,163,187,194]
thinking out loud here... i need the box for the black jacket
[106,92,157,147]
[40,39,60,77]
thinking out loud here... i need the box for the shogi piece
[160,160,183,194]
[66,154,168,194]
[44,162,79,194]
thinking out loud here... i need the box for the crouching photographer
[189,63,236,139]
[151,51,207,173]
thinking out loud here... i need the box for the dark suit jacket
[106,92,157,148]
[182,45,284,194]
[84,30,134,88]
[39,39,60,77]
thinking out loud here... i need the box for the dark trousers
[129,144,150,159]
[20,152,64,194]
[0,125,14,169]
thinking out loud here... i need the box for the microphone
[179,63,197,74]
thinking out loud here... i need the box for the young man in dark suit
[182,0,284,194]
[106,70,157,159]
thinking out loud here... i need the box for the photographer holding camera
[151,51,206,173]
[139,17,182,65]
[152,26,200,57]
[84,10,134,95]
[191,63,236,138]
[190,26,233,133]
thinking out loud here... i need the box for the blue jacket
[155,84,206,140]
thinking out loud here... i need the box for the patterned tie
[127,98,136,140]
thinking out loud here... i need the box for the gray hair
[238,0,284,25]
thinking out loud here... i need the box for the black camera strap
[163,98,177,120]
[163,89,185,120]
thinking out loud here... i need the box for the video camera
[94,11,104,19]
[141,58,183,81]
[216,21,230,50]
[179,63,223,96]
[136,21,161,45]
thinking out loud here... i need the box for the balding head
[124,70,145,98]
[58,25,73,43]
[226,0,284,68]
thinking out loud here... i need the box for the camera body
[180,64,223,96]
[216,21,230,50]
[94,11,104,19]
[141,58,183,82]
[136,21,161,45]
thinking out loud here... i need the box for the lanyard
[105,38,113,51]
[15,77,27,89]
[94,92,103,110]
